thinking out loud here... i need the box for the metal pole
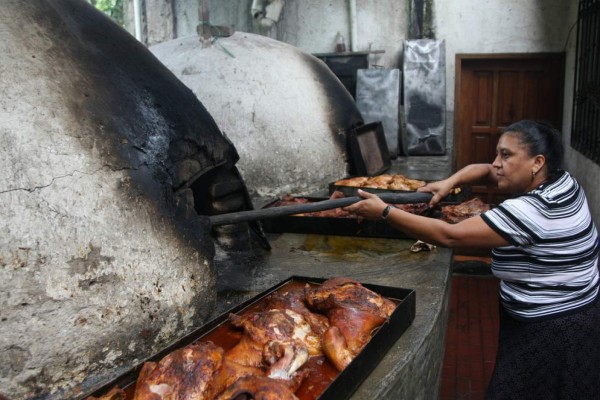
[133,0,142,41]
[349,0,358,51]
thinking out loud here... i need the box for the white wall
[128,0,575,111]
[434,0,572,110]
[277,0,408,68]
[126,0,408,69]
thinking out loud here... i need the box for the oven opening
[189,165,269,252]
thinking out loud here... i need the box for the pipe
[251,0,266,20]
[133,0,142,41]
[262,0,285,28]
[349,0,357,51]
[251,0,284,29]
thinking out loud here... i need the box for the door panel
[523,70,543,118]
[455,54,564,203]
[471,134,492,164]
[474,71,493,126]
[497,71,520,125]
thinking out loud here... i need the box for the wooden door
[455,54,564,203]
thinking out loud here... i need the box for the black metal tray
[346,122,391,176]
[81,276,416,400]
[329,181,471,203]
[329,180,418,198]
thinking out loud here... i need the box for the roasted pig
[305,277,396,318]
[305,277,397,371]
[262,288,330,336]
[441,197,490,223]
[227,308,320,384]
[133,341,224,400]
[132,340,264,400]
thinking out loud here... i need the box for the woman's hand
[342,189,388,220]
[418,164,496,206]
[417,179,454,207]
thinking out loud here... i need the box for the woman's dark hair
[502,120,564,174]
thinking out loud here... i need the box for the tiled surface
[440,271,499,400]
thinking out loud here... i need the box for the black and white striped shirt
[481,171,599,321]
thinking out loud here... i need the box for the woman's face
[492,132,540,193]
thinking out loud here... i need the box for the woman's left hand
[343,189,388,220]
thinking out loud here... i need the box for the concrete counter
[213,231,452,399]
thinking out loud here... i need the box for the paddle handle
[208,192,432,227]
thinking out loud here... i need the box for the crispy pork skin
[227,308,319,383]
[305,277,396,319]
[210,358,264,398]
[321,308,387,371]
[305,277,396,371]
[133,341,224,400]
[262,289,330,336]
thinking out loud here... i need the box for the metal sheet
[346,122,391,176]
[403,40,446,155]
[356,69,404,156]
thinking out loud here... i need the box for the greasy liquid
[295,356,339,399]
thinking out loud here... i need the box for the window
[571,0,600,164]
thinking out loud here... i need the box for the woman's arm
[418,164,497,206]
[344,189,508,248]
[385,207,508,248]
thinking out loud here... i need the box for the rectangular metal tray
[260,197,417,239]
[329,181,471,203]
[346,122,391,176]
[81,276,415,400]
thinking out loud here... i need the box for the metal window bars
[571,0,600,164]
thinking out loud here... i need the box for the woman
[343,120,600,399]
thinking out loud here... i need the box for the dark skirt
[486,297,600,400]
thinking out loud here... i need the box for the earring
[531,170,536,181]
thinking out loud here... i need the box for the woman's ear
[533,154,546,175]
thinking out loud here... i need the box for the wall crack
[0,163,152,195]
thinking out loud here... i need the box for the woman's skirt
[486,296,600,399]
